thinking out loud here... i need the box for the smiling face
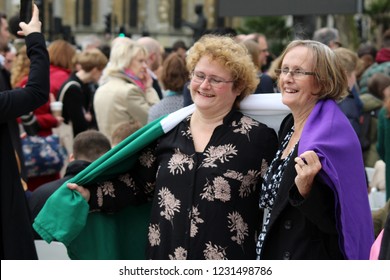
[190,56,240,116]
[278,46,320,115]
[129,51,148,79]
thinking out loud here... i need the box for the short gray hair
[312,27,339,47]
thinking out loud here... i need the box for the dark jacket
[338,90,362,139]
[60,73,95,137]
[260,114,343,260]
[254,73,275,94]
[0,33,49,259]
[152,77,163,100]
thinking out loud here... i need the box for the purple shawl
[299,99,374,260]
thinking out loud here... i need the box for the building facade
[2,0,220,47]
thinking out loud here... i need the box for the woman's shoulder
[50,65,71,77]
[99,76,139,93]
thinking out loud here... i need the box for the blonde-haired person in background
[242,39,275,94]
[94,38,159,142]
[10,45,29,88]
[68,34,278,259]
[333,47,364,144]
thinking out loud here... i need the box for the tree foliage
[365,0,390,29]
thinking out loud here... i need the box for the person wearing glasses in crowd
[68,34,278,259]
[256,40,374,260]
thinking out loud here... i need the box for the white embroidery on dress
[190,206,204,237]
[239,170,260,198]
[167,148,194,175]
[158,187,181,222]
[96,181,116,207]
[169,247,188,260]
[200,176,231,202]
[144,181,155,196]
[228,211,249,246]
[139,148,156,168]
[232,116,259,139]
[203,242,227,260]
[201,144,238,168]
[119,173,135,188]
[148,224,161,246]
[97,186,103,207]
[181,126,192,140]
[224,169,261,198]
[260,159,269,177]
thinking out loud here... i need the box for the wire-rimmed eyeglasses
[275,68,316,78]
[191,71,234,89]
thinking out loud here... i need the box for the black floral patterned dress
[87,109,278,259]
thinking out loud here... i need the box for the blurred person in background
[359,29,390,95]
[356,42,377,81]
[137,36,164,99]
[60,48,108,138]
[94,38,159,144]
[242,39,275,94]
[148,52,189,122]
[333,47,363,141]
[18,40,75,191]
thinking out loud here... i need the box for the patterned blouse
[87,109,278,260]
[256,127,295,259]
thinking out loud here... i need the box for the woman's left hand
[142,72,153,89]
[294,150,322,198]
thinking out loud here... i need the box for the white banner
[2,260,389,280]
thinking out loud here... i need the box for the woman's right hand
[67,183,90,202]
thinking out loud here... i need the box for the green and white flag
[33,93,289,259]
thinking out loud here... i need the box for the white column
[326,15,334,28]
[52,0,62,17]
[99,0,111,28]
[146,0,159,32]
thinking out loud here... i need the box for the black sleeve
[289,176,339,234]
[278,113,294,142]
[87,143,158,213]
[63,84,90,136]
[0,33,49,120]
